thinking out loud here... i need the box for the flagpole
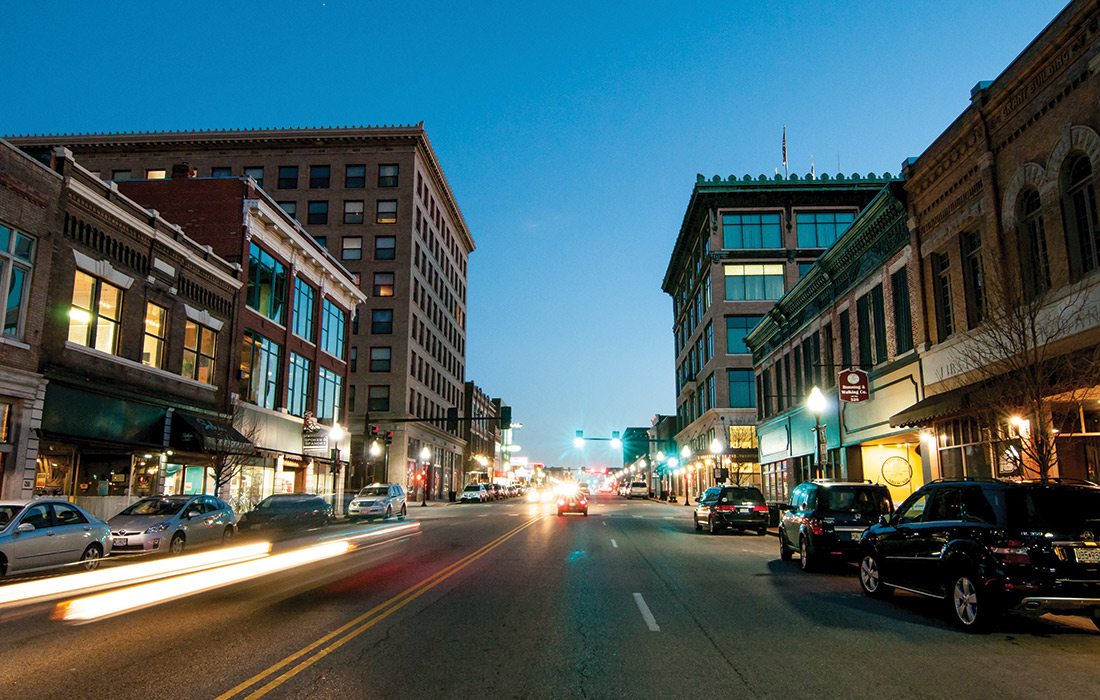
[782,125,789,178]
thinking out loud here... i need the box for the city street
[1,496,1098,699]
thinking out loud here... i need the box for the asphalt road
[2,495,1100,699]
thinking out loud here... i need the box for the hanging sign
[838,369,870,403]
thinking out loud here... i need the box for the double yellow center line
[216,514,544,700]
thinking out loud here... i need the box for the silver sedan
[0,499,111,577]
[108,495,236,555]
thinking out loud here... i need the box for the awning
[170,411,253,454]
[889,387,970,428]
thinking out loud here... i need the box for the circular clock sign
[881,456,912,487]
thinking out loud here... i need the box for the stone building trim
[72,248,135,289]
[1000,162,1048,230]
[1045,124,1100,184]
[183,304,225,332]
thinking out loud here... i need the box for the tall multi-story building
[662,173,893,498]
[11,126,475,497]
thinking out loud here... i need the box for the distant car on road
[347,484,407,522]
[627,481,648,499]
[109,495,236,556]
[238,493,334,534]
[779,480,893,570]
[0,499,111,577]
[694,485,769,535]
[557,490,589,516]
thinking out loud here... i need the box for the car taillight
[806,518,826,536]
[992,540,1031,565]
[580,499,588,505]
[752,505,769,513]
[716,505,736,512]
[557,499,565,506]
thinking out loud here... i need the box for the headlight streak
[0,542,272,609]
[317,521,420,546]
[55,541,351,623]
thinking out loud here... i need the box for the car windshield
[720,487,765,503]
[819,487,890,516]
[1005,487,1100,532]
[358,487,389,497]
[119,498,188,516]
[631,482,646,488]
[0,505,25,528]
[463,485,481,491]
[256,496,314,510]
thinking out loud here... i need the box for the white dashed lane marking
[611,539,618,548]
[633,593,660,632]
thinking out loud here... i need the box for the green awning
[42,383,166,446]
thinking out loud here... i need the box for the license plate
[112,537,127,547]
[1076,547,1100,564]
[738,507,749,513]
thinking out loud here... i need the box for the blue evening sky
[2,1,1069,467]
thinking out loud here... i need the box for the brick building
[10,126,475,497]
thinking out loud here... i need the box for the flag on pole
[782,126,788,169]
[810,155,815,180]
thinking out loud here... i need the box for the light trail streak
[0,542,272,609]
[55,541,350,623]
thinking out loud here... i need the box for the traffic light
[384,431,393,445]
[499,406,512,431]
[447,407,459,432]
[369,425,380,438]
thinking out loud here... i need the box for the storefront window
[35,446,75,496]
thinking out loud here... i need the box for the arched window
[1017,189,1050,299]
[1063,154,1100,279]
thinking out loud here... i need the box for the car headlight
[145,522,171,534]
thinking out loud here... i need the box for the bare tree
[205,402,262,501]
[942,268,1100,481]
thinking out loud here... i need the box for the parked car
[779,480,894,571]
[460,484,489,503]
[108,495,236,555]
[0,499,111,577]
[693,485,769,535]
[627,481,648,499]
[347,484,407,522]
[557,489,589,516]
[238,493,333,535]
[858,478,1100,631]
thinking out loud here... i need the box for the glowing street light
[806,386,827,479]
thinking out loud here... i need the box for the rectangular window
[309,165,331,188]
[287,353,312,417]
[182,320,217,385]
[317,367,343,422]
[0,225,35,339]
[145,169,167,180]
[244,166,264,188]
[277,201,297,218]
[932,252,954,342]
[722,213,782,249]
[341,237,363,261]
[793,346,804,398]
[68,270,122,354]
[376,200,398,224]
[292,277,316,343]
[705,322,714,361]
[378,164,399,188]
[345,164,366,188]
[371,309,393,334]
[320,298,346,359]
[350,346,358,372]
[246,243,287,324]
[111,170,131,181]
[839,309,852,369]
[373,272,395,297]
[857,284,888,367]
[795,211,856,248]
[375,236,396,260]
[211,167,232,178]
[725,315,762,354]
[142,303,168,369]
[723,264,785,301]
[728,369,756,408]
[857,294,873,368]
[961,232,985,329]
[370,346,392,372]
[240,331,282,409]
[343,200,364,224]
[821,323,835,388]
[891,268,913,354]
[367,385,390,412]
[307,200,329,225]
[277,166,299,189]
[706,373,716,410]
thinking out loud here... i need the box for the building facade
[10,126,475,498]
[662,173,893,499]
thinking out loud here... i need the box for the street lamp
[419,445,431,507]
[368,440,382,484]
[330,422,345,513]
[680,446,693,505]
[806,386,827,480]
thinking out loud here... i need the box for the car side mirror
[878,514,890,526]
[16,522,34,533]
[187,510,201,519]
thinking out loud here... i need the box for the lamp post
[680,446,693,505]
[710,437,725,486]
[368,440,382,484]
[806,386,827,480]
[330,422,345,514]
[419,445,431,507]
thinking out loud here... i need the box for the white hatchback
[628,482,648,499]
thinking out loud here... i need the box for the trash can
[449,490,456,503]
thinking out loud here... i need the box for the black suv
[693,485,769,535]
[858,479,1100,631]
[779,480,893,571]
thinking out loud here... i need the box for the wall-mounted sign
[302,411,329,457]
[839,369,870,403]
[881,456,912,487]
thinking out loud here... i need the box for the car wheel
[859,553,892,598]
[385,505,393,520]
[583,510,589,517]
[222,526,235,545]
[557,511,564,517]
[948,571,995,631]
[1088,609,1100,632]
[400,504,407,519]
[779,530,793,561]
[0,553,6,577]
[169,533,186,556]
[799,536,815,571]
[708,516,719,535]
[693,515,701,532]
[757,527,767,536]
[80,544,103,571]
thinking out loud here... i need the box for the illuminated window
[373,272,395,297]
[376,200,397,224]
[240,331,281,409]
[145,169,167,180]
[182,320,217,385]
[67,270,122,354]
[142,303,168,369]
[723,264,785,300]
